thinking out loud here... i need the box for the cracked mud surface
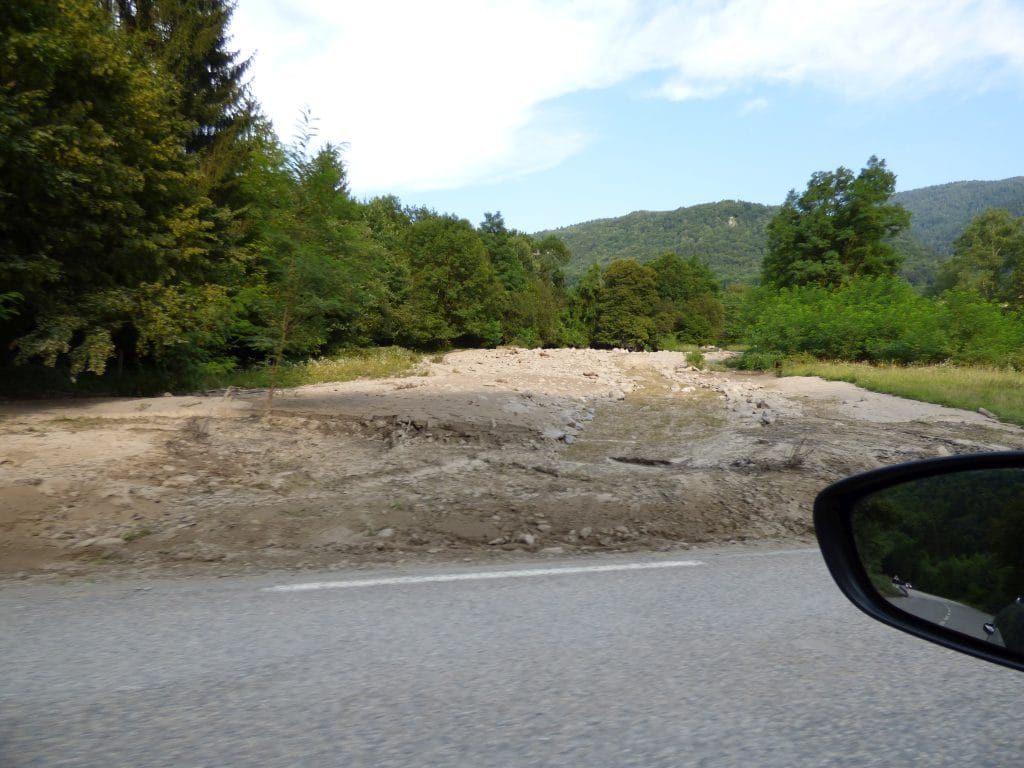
[2,348,1022,581]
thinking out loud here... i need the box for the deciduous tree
[935,208,1024,308]
[594,260,658,350]
[763,157,910,288]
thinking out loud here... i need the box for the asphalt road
[894,590,1005,644]
[2,547,1021,767]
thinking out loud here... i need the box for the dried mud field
[2,348,1023,581]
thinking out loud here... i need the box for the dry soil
[2,348,1022,580]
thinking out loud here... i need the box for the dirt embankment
[2,348,1022,580]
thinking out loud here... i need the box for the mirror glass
[850,467,1024,654]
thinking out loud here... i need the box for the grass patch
[781,359,1024,427]
[685,351,705,369]
[655,335,699,353]
[0,347,425,398]
[203,347,424,390]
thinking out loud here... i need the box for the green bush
[741,276,1024,367]
[734,350,785,371]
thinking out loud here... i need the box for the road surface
[2,547,1021,767]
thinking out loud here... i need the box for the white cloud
[739,97,769,116]
[230,0,1024,193]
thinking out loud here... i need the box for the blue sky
[229,1,1024,233]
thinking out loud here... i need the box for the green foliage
[940,289,1024,368]
[893,177,1024,255]
[237,118,367,380]
[540,201,775,285]
[474,212,569,346]
[743,277,940,362]
[934,208,1024,309]
[538,177,1023,293]
[732,350,785,371]
[0,292,22,320]
[593,260,659,349]
[0,0,227,374]
[401,215,503,348]
[741,275,1024,368]
[562,263,602,347]
[763,157,910,288]
[685,351,705,369]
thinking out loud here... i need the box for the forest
[541,177,1024,288]
[1,1,1023,396]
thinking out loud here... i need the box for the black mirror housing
[814,451,1024,672]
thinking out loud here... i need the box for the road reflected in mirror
[849,467,1024,654]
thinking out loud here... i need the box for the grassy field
[781,360,1024,427]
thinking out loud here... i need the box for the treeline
[736,158,1024,370]
[3,4,1021,391]
[0,0,724,393]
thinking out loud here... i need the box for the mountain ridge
[537,176,1024,286]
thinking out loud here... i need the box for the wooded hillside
[542,177,1024,287]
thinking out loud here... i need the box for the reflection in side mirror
[815,453,1024,672]
[849,467,1024,653]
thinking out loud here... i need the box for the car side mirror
[814,452,1024,672]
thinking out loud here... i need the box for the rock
[376,527,395,538]
[760,410,776,425]
[579,526,593,539]
[72,538,98,549]
[614,525,630,535]
[540,547,564,555]
[543,428,567,441]
[95,537,126,547]
[608,389,626,401]
[488,537,508,545]
[562,434,576,444]
[979,407,999,420]
[536,523,553,533]
[426,547,443,554]
[516,532,537,547]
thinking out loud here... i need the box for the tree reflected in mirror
[850,468,1024,654]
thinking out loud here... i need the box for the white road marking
[262,560,705,593]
